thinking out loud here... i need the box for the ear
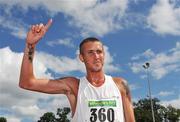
[79,54,84,62]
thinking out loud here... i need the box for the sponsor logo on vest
[88,100,116,107]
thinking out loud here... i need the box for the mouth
[94,61,101,64]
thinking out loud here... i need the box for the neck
[86,71,105,87]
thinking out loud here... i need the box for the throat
[91,81,105,87]
[87,76,105,87]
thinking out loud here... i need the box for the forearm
[19,43,36,87]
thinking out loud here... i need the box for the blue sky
[0,0,180,121]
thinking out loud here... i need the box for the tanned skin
[19,19,135,121]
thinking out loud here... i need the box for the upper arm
[19,76,79,94]
[113,77,132,102]
[113,77,135,121]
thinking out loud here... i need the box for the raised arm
[113,77,135,122]
[19,19,78,94]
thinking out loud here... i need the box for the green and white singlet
[72,75,125,122]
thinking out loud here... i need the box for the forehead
[82,41,103,51]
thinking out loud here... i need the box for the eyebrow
[87,49,103,51]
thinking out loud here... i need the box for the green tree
[165,105,180,122]
[37,112,56,122]
[37,107,71,122]
[134,98,180,122]
[56,107,71,122]
[134,98,159,122]
[0,117,7,122]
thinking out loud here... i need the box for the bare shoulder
[113,77,127,85]
[112,77,129,95]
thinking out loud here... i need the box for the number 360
[90,108,115,122]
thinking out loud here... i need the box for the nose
[94,52,100,59]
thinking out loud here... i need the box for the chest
[81,82,121,100]
[76,81,124,122]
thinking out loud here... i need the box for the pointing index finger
[44,19,52,31]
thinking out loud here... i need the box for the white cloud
[64,0,128,37]
[36,51,86,74]
[131,0,147,4]
[161,98,180,109]
[47,38,75,48]
[6,116,21,122]
[0,15,27,39]
[129,84,141,90]
[147,0,180,35]
[36,45,119,74]
[129,42,180,79]
[0,0,128,37]
[12,105,43,119]
[158,91,174,97]
[131,49,155,60]
[0,47,69,121]
[104,46,120,72]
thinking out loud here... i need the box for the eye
[87,50,94,54]
[96,50,102,54]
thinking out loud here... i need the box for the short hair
[79,37,102,54]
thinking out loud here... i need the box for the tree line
[134,98,180,122]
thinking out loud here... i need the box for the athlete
[19,19,135,122]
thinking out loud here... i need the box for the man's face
[79,41,105,72]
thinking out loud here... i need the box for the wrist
[25,43,35,62]
[26,42,36,48]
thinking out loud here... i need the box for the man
[19,19,135,122]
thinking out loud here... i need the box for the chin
[92,66,102,72]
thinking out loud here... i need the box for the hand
[26,19,52,45]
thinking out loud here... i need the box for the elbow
[19,80,28,89]
[19,81,26,89]
[19,79,33,90]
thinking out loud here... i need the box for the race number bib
[88,100,117,122]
